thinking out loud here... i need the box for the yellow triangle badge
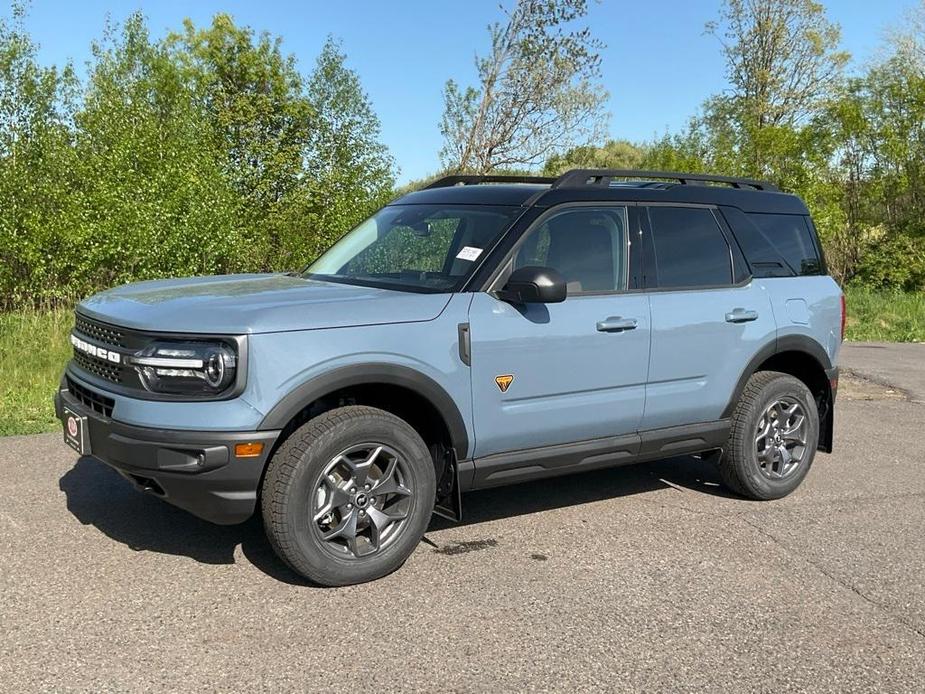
[495,374,514,393]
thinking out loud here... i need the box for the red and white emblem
[67,416,78,438]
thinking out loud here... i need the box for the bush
[0,9,395,310]
[854,230,925,291]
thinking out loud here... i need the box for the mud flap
[432,445,462,522]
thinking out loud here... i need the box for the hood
[78,274,452,334]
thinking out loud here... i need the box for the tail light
[840,293,846,341]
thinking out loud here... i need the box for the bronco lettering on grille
[70,334,122,364]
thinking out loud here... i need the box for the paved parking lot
[1,343,924,692]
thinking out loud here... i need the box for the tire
[261,406,436,586]
[718,370,819,500]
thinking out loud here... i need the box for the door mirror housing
[497,266,567,304]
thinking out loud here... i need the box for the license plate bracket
[63,407,91,455]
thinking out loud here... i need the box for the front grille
[71,313,141,389]
[69,311,240,399]
[66,377,114,418]
[74,316,125,348]
[73,350,122,383]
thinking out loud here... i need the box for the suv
[55,169,843,585]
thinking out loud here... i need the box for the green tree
[440,0,607,173]
[542,139,644,175]
[296,37,395,263]
[640,127,711,174]
[0,2,79,307]
[171,15,314,217]
[72,13,246,292]
[818,37,925,288]
[705,0,849,176]
[172,22,394,270]
[0,6,398,307]
[707,0,849,128]
[657,0,852,204]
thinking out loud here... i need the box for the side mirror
[497,266,567,304]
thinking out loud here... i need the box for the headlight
[130,341,237,396]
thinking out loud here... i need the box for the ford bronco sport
[55,169,843,585]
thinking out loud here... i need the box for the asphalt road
[2,344,924,692]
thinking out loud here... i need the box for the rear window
[648,207,732,288]
[746,213,823,276]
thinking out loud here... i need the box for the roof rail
[423,174,556,189]
[552,169,779,192]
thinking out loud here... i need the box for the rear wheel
[261,406,436,586]
[718,371,819,500]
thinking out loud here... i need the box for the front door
[467,205,651,459]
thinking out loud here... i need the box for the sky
[14,0,915,183]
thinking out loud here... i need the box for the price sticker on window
[456,246,483,262]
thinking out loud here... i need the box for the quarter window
[747,213,822,276]
[513,207,628,294]
[648,207,732,288]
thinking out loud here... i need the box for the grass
[0,307,74,436]
[0,287,921,437]
[844,286,925,343]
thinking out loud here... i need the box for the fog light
[234,442,264,458]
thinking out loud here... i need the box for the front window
[303,204,522,292]
[512,206,629,294]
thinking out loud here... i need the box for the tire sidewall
[735,375,819,499]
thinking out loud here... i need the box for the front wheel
[261,406,436,586]
[718,371,819,500]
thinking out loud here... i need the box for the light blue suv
[55,169,844,585]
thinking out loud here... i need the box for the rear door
[641,204,776,430]
[467,204,651,459]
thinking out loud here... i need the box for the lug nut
[347,503,353,509]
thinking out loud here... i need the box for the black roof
[392,170,809,215]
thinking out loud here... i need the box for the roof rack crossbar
[424,174,556,189]
[551,169,779,192]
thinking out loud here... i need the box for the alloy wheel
[754,398,808,480]
[311,443,413,558]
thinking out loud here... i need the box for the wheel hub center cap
[354,492,370,508]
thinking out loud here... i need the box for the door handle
[725,308,759,323]
[596,316,638,333]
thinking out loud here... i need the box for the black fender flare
[721,334,835,452]
[257,363,470,459]
[722,334,833,419]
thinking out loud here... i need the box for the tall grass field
[0,308,74,436]
[0,287,922,437]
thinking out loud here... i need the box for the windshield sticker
[456,246,483,261]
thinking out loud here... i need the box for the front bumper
[54,378,279,525]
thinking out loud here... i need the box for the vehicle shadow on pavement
[58,457,308,585]
[429,454,739,532]
[58,453,739,585]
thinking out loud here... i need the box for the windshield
[303,204,521,292]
